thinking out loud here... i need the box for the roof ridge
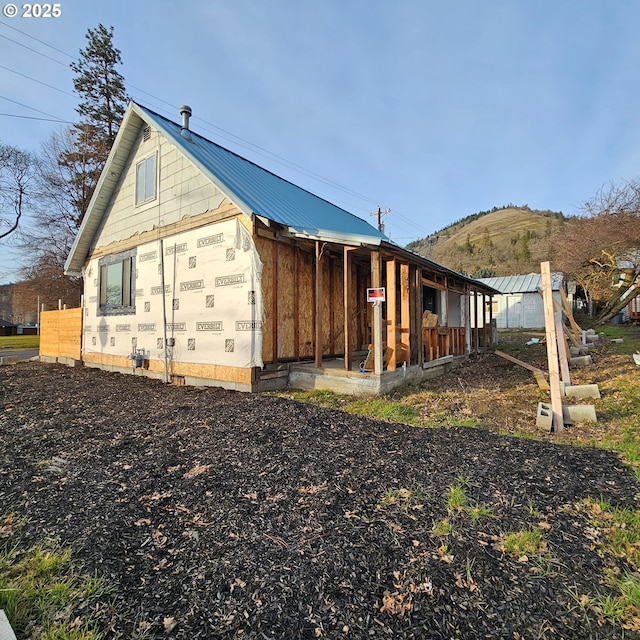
[134,102,386,238]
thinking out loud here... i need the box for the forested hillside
[406,205,565,276]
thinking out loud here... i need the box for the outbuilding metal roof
[475,272,564,294]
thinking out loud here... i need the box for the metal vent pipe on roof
[179,105,192,140]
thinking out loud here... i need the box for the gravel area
[1,361,639,639]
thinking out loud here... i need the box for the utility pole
[370,206,391,233]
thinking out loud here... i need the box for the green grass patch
[500,528,545,558]
[0,335,39,350]
[0,515,112,639]
[274,389,420,425]
[596,325,640,355]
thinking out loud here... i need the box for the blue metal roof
[136,104,387,246]
[475,272,564,293]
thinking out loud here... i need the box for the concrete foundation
[288,355,459,396]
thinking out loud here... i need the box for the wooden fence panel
[40,308,83,360]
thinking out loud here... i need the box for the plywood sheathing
[39,308,83,360]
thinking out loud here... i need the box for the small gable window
[135,154,156,205]
[98,250,136,316]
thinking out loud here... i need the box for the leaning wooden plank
[541,261,564,432]
[494,350,550,390]
[494,349,544,373]
[555,310,571,386]
[559,287,583,343]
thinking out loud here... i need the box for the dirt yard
[1,333,639,639]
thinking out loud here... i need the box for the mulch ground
[1,361,639,639]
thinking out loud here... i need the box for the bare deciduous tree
[551,178,640,322]
[0,142,37,240]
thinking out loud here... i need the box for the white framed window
[98,250,136,316]
[135,154,157,205]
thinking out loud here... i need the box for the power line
[0,113,73,123]
[0,64,74,97]
[0,33,69,67]
[0,95,67,121]
[0,21,410,223]
[0,19,74,59]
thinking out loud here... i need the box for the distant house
[64,102,497,394]
[0,319,17,337]
[474,273,565,329]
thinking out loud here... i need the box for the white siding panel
[92,130,224,250]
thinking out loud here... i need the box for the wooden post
[315,241,323,368]
[416,267,424,366]
[293,249,300,358]
[488,295,494,346]
[386,258,397,371]
[473,292,479,353]
[371,251,383,375]
[541,261,564,432]
[400,263,410,365]
[343,247,352,371]
[272,242,279,363]
[555,310,571,386]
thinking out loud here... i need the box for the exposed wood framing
[371,251,383,375]
[386,257,397,370]
[343,247,353,371]
[315,241,323,368]
[272,242,279,362]
[400,263,410,364]
[415,268,424,366]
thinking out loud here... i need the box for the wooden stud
[371,251,383,374]
[272,242,279,363]
[293,248,300,358]
[400,263,410,365]
[555,310,571,386]
[315,241,323,368]
[386,258,397,371]
[541,261,564,432]
[343,247,352,371]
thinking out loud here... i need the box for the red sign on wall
[367,287,386,303]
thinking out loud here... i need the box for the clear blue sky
[1,0,639,284]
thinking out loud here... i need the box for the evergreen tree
[60,24,128,227]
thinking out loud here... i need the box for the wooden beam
[329,255,335,356]
[371,251,383,374]
[386,258,397,370]
[416,267,424,366]
[488,295,494,347]
[272,242,279,363]
[559,287,582,343]
[293,249,300,358]
[473,292,479,353]
[400,263,410,364]
[343,247,352,371]
[315,241,323,368]
[555,310,571,386]
[494,350,551,390]
[541,261,564,432]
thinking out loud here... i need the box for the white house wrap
[83,218,264,370]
